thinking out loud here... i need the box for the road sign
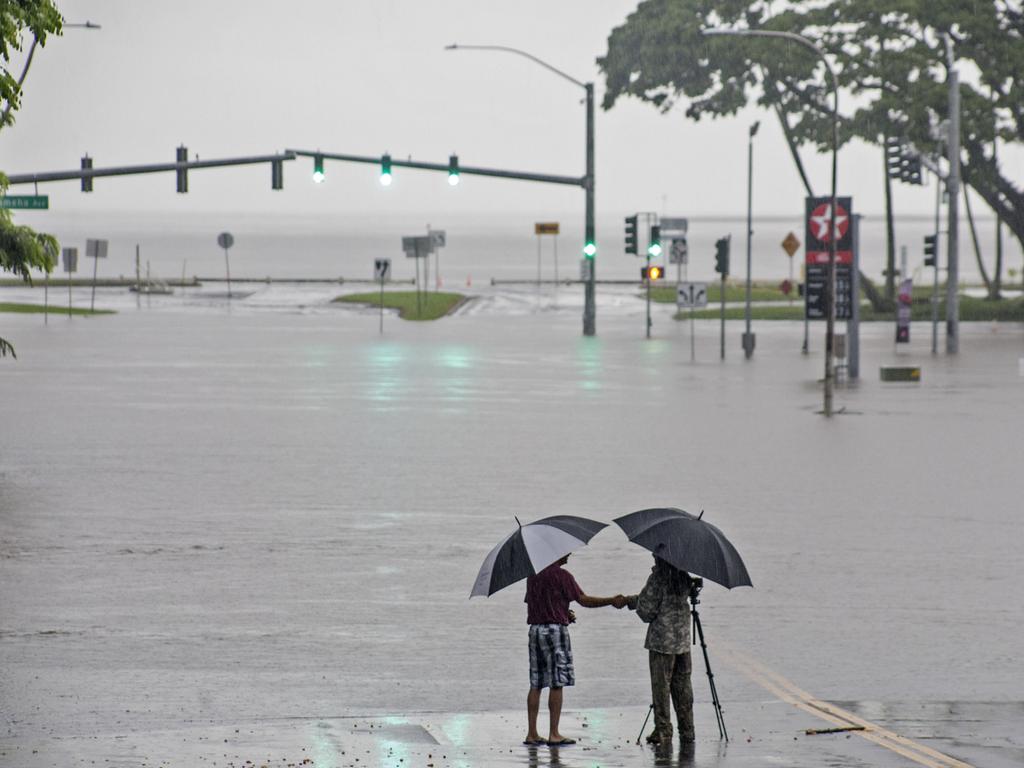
[804,197,854,320]
[0,195,48,210]
[402,235,432,258]
[62,247,78,273]
[659,217,688,237]
[86,239,108,259]
[429,229,447,248]
[534,222,560,235]
[781,231,800,258]
[580,258,593,281]
[374,258,391,281]
[217,232,234,250]
[677,282,708,309]
[896,278,912,343]
[669,237,688,265]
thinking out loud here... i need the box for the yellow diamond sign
[781,231,801,258]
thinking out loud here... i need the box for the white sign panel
[374,258,391,281]
[669,237,688,265]
[677,281,708,309]
[62,247,78,274]
[429,229,446,249]
[659,217,689,237]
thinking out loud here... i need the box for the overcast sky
[3,0,1020,220]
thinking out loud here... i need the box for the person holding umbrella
[523,553,627,746]
[626,556,696,745]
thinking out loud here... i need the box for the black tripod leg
[636,703,653,745]
[691,606,728,741]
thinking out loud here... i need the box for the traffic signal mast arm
[286,149,585,188]
[6,152,297,186]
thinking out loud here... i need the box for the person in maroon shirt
[523,554,626,746]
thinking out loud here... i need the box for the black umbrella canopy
[614,507,752,589]
[470,515,608,598]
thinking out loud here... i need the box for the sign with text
[1,195,48,210]
[804,196,854,320]
[669,237,688,265]
[534,222,560,235]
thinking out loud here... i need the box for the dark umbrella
[470,515,607,598]
[613,507,752,589]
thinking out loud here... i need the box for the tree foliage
[1,0,62,357]
[598,0,1024,262]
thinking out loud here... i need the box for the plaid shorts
[528,624,575,689]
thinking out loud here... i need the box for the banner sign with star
[805,196,854,320]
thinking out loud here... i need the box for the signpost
[402,234,433,317]
[534,222,560,286]
[0,195,49,210]
[62,247,78,318]
[217,232,234,299]
[86,238,108,311]
[781,231,799,305]
[428,229,446,290]
[374,258,391,334]
[677,281,708,361]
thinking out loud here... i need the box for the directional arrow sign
[677,281,708,309]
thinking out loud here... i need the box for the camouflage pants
[648,650,694,742]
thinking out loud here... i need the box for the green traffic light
[380,154,393,186]
[583,242,597,258]
[648,243,662,258]
[313,154,324,184]
[448,154,460,186]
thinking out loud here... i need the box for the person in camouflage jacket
[626,556,695,745]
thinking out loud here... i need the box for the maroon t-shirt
[525,563,583,625]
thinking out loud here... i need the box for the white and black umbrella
[613,507,752,589]
[470,515,608,598]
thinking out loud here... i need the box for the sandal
[548,737,576,745]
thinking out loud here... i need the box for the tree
[598,0,1023,302]
[1,0,62,357]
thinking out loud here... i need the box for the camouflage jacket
[629,566,691,655]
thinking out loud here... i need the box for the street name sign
[677,282,708,309]
[1,195,48,210]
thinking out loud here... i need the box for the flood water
[1,292,1022,758]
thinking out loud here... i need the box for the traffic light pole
[584,82,596,337]
[720,268,726,361]
[646,254,652,339]
[932,164,942,355]
[944,35,961,355]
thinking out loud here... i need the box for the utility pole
[944,35,960,354]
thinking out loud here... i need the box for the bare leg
[526,688,542,741]
[547,687,564,742]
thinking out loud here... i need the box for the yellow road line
[717,643,974,768]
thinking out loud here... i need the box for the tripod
[635,583,728,743]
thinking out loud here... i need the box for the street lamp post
[445,44,596,336]
[703,28,840,415]
[744,121,759,359]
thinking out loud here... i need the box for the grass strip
[0,302,116,316]
[334,291,465,321]
[675,295,1024,322]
